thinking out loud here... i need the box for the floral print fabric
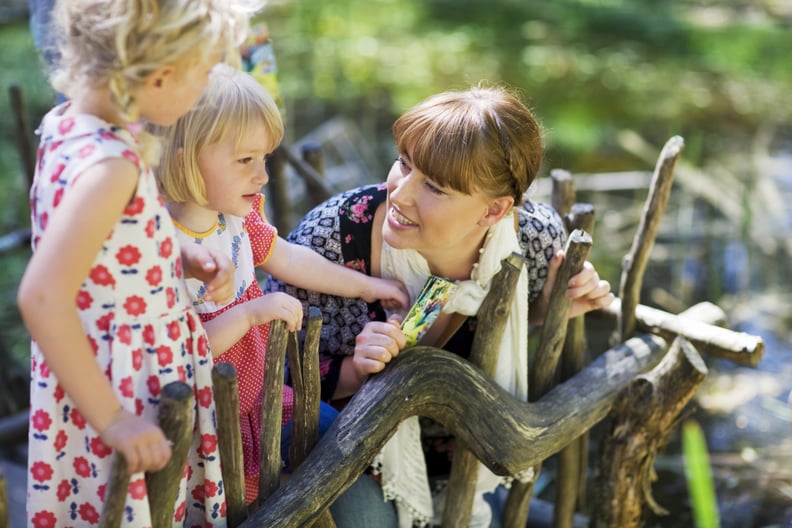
[27,103,227,527]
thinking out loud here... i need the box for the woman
[266,84,614,527]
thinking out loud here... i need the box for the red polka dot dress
[26,104,227,527]
[173,193,294,505]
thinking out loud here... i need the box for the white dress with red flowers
[26,103,227,527]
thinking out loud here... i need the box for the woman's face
[383,153,494,265]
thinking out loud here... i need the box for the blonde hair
[393,84,544,202]
[157,63,284,205]
[51,0,253,123]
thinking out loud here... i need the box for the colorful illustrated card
[401,275,458,347]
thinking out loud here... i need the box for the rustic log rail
[240,332,669,527]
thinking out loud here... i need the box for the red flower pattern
[31,409,52,432]
[30,461,54,483]
[129,478,147,500]
[27,113,226,525]
[73,456,91,478]
[78,502,100,524]
[89,264,116,287]
[31,511,56,528]
[116,245,142,267]
[123,295,147,316]
[145,265,162,286]
[76,290,93,310]
[123,196,145,216]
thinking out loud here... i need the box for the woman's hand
[352,316,406,379]
[181,243,234,304]
[100,408,172,475]
[531,250,615,324]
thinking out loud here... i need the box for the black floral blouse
[265,183,566,402]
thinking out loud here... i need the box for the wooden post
[266,146,290,233]
[591,336,708,527]
[615,136,684,343]
[301,143,326,207]
[597,299,764,367]
[556,203,596,528]
[212,362,247,527]
[146,381,195,527]
[442,253,525,527]
[288,307,336,528]
[98,454,129,528]
[258,320,287,504]
[280,144,333,205]
[503,230,592,528]
[8,84,36,190]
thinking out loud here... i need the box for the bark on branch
[240,333,668,527]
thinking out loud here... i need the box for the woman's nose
[389,171,414,204]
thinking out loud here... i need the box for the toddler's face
[197,122,275,217]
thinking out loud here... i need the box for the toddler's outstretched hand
[181,243,235,304]
[248,292,304,331]
[100,408,172,475]
[362,278,409,311]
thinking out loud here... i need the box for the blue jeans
[280,401,398,527]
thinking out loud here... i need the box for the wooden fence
[0,81,765,528]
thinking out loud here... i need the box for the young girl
[156,63,409,505]
[17,1,251,525]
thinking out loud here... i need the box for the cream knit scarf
[376,209,531,527]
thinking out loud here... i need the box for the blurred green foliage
[260,0,792,174]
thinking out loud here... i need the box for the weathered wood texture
[598,298,764,367]
[591,302,722,528]
[592,336,708,527]
[100,382,194,528]
[98,453,129,528]
[443,253,525,527]
[504,230,592,528]
[213,362,248,527]
[288,308,336,528]
[616,135,684,343]
[146,382,195,527]
[258,321,287,506]
[556,202,597,528]
[239,333,668,527]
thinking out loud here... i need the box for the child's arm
[17,158,171,474]
[200,292,303,357]
[263,237,409,309]
[181,242,235,304]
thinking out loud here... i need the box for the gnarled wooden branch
[616,135,684,342]
[240,333,668,527]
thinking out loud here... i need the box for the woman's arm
[18,158,170,473]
